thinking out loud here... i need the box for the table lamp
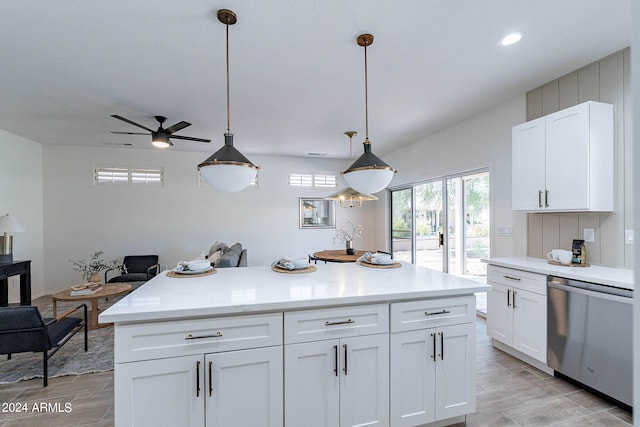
[0,214,25,264]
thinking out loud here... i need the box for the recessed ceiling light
[498,32,523,46]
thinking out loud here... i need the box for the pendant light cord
[363,41,369,144]
[225,21,231,134]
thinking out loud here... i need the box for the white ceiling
[0,1,631,160]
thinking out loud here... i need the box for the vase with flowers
[70,250,125,283]
[333,222,363,255]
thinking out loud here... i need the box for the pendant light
[198,9,259,192]
[341,34,397,195]
[326,131,378,208]
[326,187,378,208]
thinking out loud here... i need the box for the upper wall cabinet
[512,101,613,212]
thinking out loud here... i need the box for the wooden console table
[0,260,31,306]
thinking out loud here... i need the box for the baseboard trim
[492,339,554,375]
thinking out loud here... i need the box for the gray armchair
[0,304,87,386]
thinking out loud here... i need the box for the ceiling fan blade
[164,121,191,134]
[111,131,150,135]
[170,135,211,143]
[111,114,154,132]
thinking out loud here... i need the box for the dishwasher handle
[548,278,632,302]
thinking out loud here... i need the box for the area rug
[0,297,122,384]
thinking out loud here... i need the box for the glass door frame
[388,167,490,274]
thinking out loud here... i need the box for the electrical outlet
[583,228,595,243]
[625,229,634,244]
[497,226,513,237]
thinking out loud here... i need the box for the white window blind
[289,172,336,188]
[314,174,337,188]
[131,168,163,184]
[95,167,163,185]
[95,167,129,184]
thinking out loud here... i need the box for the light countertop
[99,262,490,324]
[482,256,633,291]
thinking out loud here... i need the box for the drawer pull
[196,361,201,397]
[502,275,521,281]
[185,332,223,340]
[513,291,517,309]
[343,344,348,375]
[333,345,338,376]
[431,333,436,362]
[208,361,213,397]
[507,289,511,307]
[424,309,451,316]
[439,332,444,360]
[325,319,355,326]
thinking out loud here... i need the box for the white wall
[372,95,528,259]
[0,129,44,302]
[42,145,374,293]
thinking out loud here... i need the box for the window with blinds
[289,172,337,189]
[95,167,163,185]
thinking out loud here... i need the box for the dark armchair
[0,304,87,386]
[105,255,159,284]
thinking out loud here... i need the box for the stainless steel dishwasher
[547,276,632,407]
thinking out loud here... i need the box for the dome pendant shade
[198,133,259,192]
[340,33,397,195]
[342,142,396,194]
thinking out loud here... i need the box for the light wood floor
[0,299,632,426]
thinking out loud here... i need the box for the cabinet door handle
[208,361,213,397]
[343,344,348,375]
[185,332,223,340]
[538,190,543,208]
[439,332,444,360]
[545,190,549,207]
[325,319,355,326]
[431,333,436,362]
[513,290,517,309]
[333,345,338,377]
[425,309,451,316]
[502,275,521,281]
[196,361,201,397]
[507,289,511,307]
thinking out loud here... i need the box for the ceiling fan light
[151,132,171,148]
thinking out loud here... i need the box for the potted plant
[333,222,363,255]
[70,251,124,283]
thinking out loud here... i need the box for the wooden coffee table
[52,283,131,330]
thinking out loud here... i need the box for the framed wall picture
[299,198,336,229]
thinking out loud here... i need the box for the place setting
[271,257,317,274]
[357,251,401,269]
[166,259,216,278]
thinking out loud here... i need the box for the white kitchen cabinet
[116,355,205,427]
[285,334,389,427]
[487,266,547,363]
[206,347,283,427]
[390,297,476,427]
[284,305,389,427]
[512,100,613,212]
[114,313,283,427]
[116,348,282,427]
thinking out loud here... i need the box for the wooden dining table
[311,249,370,263]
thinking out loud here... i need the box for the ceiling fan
[110,114,211,148]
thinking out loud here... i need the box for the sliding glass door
[390,170,490,278]
[390,188,413,263]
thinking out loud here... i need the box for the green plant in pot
[70,251,124,283]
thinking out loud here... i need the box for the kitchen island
[100,262,490,427]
